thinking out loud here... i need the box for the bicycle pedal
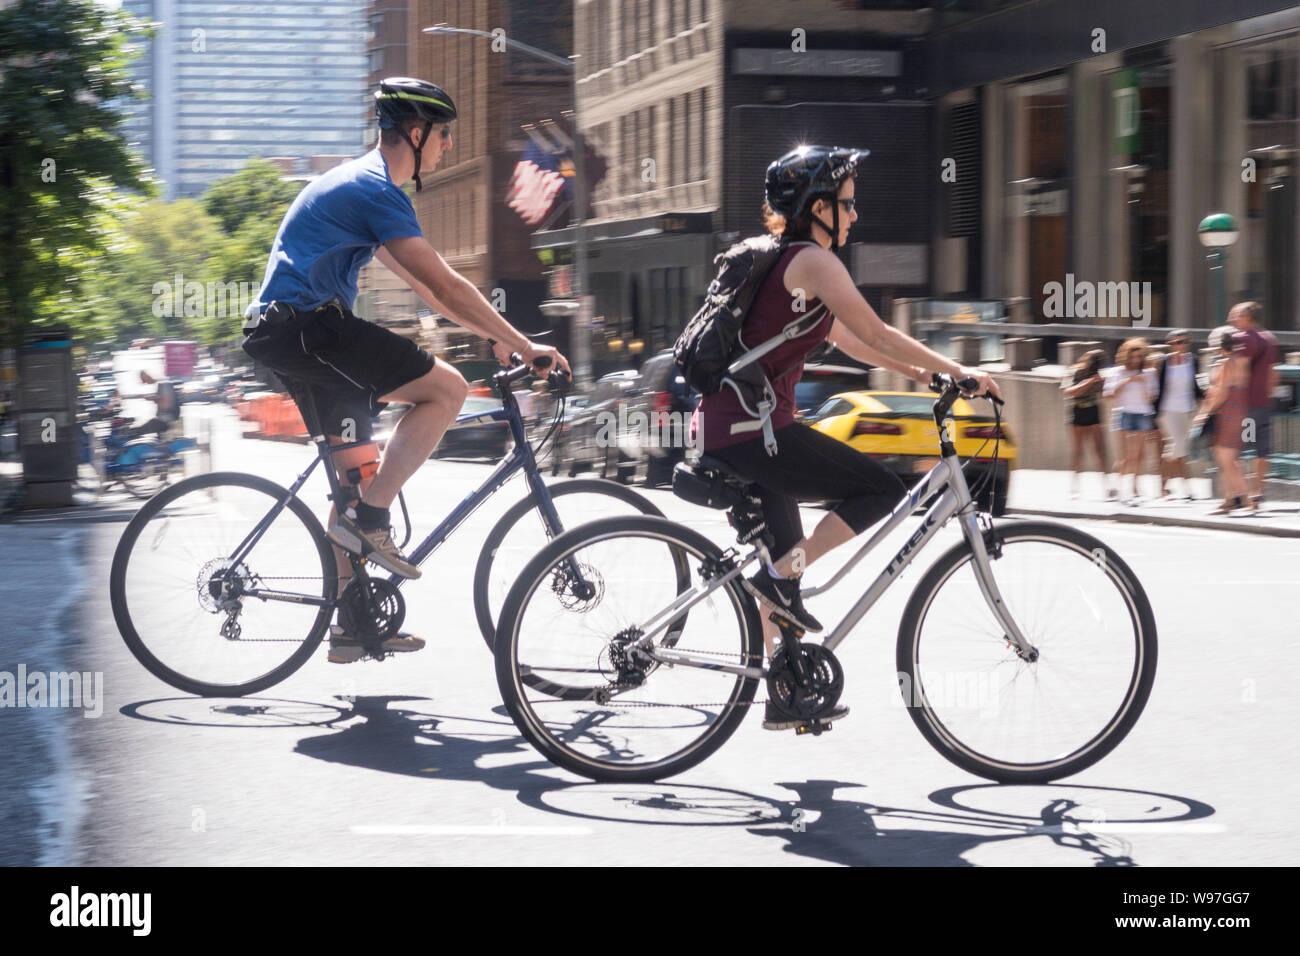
[794,720,833,736]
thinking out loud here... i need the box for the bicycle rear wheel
[495,515,763,782]
[110,472,337,696]
[897,521,1157,783]
[472,478,670,650]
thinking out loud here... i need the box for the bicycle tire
[896,520,1157,783]
[120,443,173,499]
[495,515,763,782]
[472,478,668,650]
[110,471,337,697]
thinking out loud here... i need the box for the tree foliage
[0,0,153,346]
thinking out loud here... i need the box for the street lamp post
[1197,212,1239,326]
[423,24,591,388]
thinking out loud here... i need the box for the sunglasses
[837,198,856,213]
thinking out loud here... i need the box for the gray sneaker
[327,625,426,663]
[328,508,421,579]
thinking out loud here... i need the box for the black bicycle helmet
[764,145,867,250]
[374,77,458,191]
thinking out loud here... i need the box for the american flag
[507,140,571,227]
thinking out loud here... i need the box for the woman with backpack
[687,146,1001,730]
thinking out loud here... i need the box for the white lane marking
[351,825,593,836]
[1034,823,1226,835]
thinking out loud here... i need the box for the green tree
[0,0,153,346]
[201,157,302,235]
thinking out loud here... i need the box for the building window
[696,87,708,182]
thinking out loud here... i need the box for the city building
[550,0,933,375]
[355,0,575,365]
[120,0,367,199]
[929,0,1299,333]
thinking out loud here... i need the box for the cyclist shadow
[746,779,1215,867]
[291,695,558,791]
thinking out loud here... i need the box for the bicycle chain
[592,644,769,709]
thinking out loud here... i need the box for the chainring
[766,642,844,721]
[337,577,406,642]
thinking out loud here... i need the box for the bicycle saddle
[672,455,755,510]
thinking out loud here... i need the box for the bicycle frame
[227,372,572,609]
[636,410,1031,680]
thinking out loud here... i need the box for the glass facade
[122,0,366,198]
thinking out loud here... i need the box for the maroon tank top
[691,242,833,451]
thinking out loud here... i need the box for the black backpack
[673,235,790,398]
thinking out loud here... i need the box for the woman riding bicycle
[691,146,1001,727]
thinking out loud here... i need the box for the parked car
[794,362,874,419]
[807,390,1017,515]
[179,371,225,404]
[561,370,640,480]
[432,395,511,460]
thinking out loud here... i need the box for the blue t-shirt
[252,149,422,313]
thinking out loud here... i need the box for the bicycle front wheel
[495,515,763,782]
[110,472,338,696]
[897,521,1157,783]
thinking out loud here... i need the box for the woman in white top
[1102,337,1159,503]
[1154,329,1203,499]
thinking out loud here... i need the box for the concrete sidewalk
[1007,468,1300,537]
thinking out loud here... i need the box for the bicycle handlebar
[929,372,1004,407]
[487,339,571,394]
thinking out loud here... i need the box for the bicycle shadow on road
[289,695,561,792]
[743,779,1216,866]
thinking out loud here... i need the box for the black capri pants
[707,421,906,562]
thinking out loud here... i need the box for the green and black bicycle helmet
[374,77,458,191]
[764,145,868,250]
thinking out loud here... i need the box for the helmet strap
[404,120,434,191]
[809,207,841,251]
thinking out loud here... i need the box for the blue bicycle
[83,414,197,499]
[108,355,670,696]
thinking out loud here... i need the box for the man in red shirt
[1227,301,1279,504]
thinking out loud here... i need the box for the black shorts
[242,302,434,440]
[707,422,906,562]
[1071,404,1101,428]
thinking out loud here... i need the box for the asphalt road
[3,404,1297,866]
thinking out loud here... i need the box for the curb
[1006,506,1300,538]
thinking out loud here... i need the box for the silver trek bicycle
[494,374,1158,782]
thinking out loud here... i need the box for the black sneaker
[744,570,822,633]
[761,700,849,731]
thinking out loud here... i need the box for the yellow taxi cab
[808,390,1017,515]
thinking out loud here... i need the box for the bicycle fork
[958,510,1038,662]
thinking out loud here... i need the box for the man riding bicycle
[690,145,1001,729]
[242,77,570,663]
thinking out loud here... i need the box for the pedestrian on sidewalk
[1061,348,1112,499]
[1154,329,1203,500]
[1197,327,1254,515]
[1226,301,1280,507]
[1103,338,1158,504]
